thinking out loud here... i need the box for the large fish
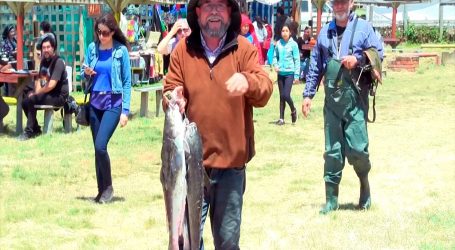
[161,95,204,250]
[184,122,204,250]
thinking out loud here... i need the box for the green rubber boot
[358,175,371,210]
[320,183,339,215]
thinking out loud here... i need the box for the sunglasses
[97,29,112,37]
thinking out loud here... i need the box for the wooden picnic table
[383,38,401,49]
[0,71,37,134]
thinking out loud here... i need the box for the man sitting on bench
[19,34,68,140]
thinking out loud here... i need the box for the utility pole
[439,0,444,41]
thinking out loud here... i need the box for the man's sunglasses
[97,29,112,37]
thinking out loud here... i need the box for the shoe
[33,129,42,137]
[358,175,371,210]
[291,109,297,124]
[17,132,34,141]
[94,192,102,203]
[98,186,114,204]
[275,119,285,126]
[320,183,339,215]
[0,123,7,134]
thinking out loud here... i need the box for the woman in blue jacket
[272,24,300,125]
[81,13,132,204]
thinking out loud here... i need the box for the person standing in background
[240,14,264,64]
[253,16,268,61]
[274,6,288,42]
[1,25,17,60]
[157,18,192,56]
[81,13,132,204]
[297,26,312,81]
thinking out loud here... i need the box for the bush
[403,24,455,43]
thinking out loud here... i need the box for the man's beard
[198,16,230,38]
[43,52,54,60]
[334,10,349,22]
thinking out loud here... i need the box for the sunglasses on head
[97,29,111,37]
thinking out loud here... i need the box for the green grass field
[1,60,454,249]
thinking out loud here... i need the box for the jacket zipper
[205,39,238,80]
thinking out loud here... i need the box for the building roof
[355,0,429,6]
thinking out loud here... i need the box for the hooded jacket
[164,0,273,168]
[241,14,264,65]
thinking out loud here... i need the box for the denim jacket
[81,40,131,114]
[304,13,383,98]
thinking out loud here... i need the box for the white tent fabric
[246,0,281,5]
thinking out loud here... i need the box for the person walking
[163,0,273,248]
[272,24,300,126]
[302,0,383,214]
[19,35,68,140]
[81,13,132,204]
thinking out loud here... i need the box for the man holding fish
[162,0,273,248]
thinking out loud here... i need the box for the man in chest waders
[301,0,383,214]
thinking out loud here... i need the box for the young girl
[272,24,300,125]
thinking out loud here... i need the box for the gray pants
[200,166,246,250]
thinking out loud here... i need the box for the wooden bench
[34,105,72,134]
[134,84,163,117]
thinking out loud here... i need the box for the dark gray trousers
[200,166,246,250]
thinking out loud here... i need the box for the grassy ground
[1,62,454,249]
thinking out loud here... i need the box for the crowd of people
[1,0,384,248]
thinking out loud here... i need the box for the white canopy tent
[246,0,281,5]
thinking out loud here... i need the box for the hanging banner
[88,4,101,17]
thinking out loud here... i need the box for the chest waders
[320,17,371,214]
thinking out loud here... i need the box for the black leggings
[277,74,295,119]
[22,93,65,134]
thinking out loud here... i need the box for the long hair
[94,13,130,51]
[2,25,15,40]
[40,21,52,33]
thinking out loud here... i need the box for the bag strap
[348,17,358,55]
[334,17,358,85]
